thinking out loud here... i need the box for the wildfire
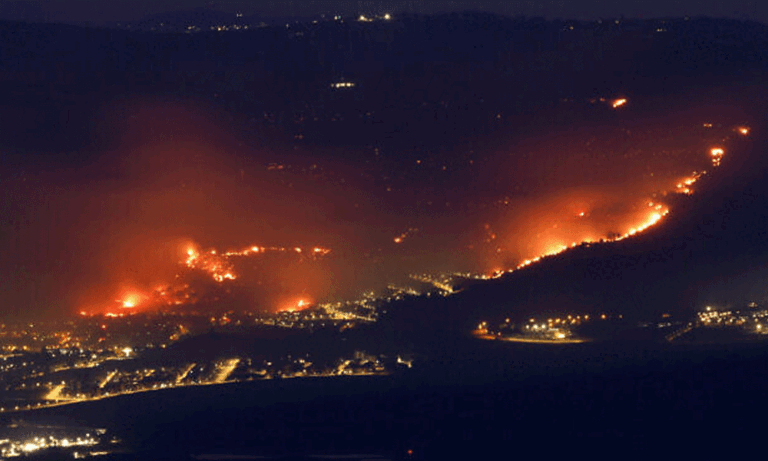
[675,169,706,194]
[80,108,747,319]
[393,228,419,244]
[710,147,724,167]
[87,240,333,317]
[186,247,199,266]
[280,298,312,312]
[497,206,671,276]
[213,272,236,283]
[183,248,236,283]
[624,210,666,236]
[182,243,331,285]
[118,291,146,310]
[492,134,741,280]
[222,244,331,258]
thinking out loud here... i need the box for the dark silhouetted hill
[2,14,768,153]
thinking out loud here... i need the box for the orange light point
[612,98,627,108]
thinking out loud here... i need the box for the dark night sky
[0,0,766,25]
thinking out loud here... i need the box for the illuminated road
[213,358,240,384]
[4,370,390,414]
[176,362,196,384]
[473,331,589,344]
[43,384,67,401]
[98,370,118,389]
[666,324,694,342]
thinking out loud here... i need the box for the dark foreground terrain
[8,338,768,460]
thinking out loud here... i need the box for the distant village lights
[331,81,356,89]
[357,13,391,22]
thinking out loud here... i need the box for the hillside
[375,100,768,338]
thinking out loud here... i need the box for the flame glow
[710,147,725,167]
[179,243,331,285]
[279,297,312,313]
[21,95,749,320]
[393,228,419,244]
[488,137,734,279]
[84,240,332,315]
[119,291,145,309]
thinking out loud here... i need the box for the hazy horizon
[1,0,767,26]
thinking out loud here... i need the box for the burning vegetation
[0,91,756,321]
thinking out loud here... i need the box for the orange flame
[611,98,627,109]
[279,297,312,313]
